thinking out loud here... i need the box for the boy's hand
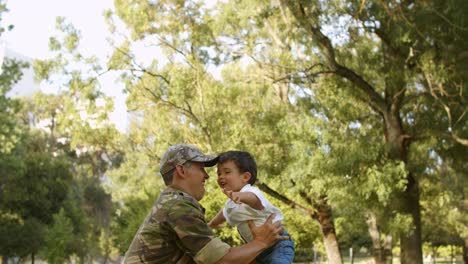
[223,189,242,204]
[208,221,225,229]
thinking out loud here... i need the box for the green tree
[42,209,74,264]
[108,1,467,263]
[45,2,467,264]
[0,11,46,262]
[0,57,26,154]
[103,43,322,253]
[420,155,466,262]
[205,1,467,263]
[29,16,124,262]
[106,1,342,261]
[0,216,45,262]
[0,130,73,262]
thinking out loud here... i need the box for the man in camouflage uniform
[124,144,287,264]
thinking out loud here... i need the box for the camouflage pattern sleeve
[168,199,230,264]
[193,237,231,264]
[123,188,230,264]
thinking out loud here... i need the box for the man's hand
[214,214,288,263]
[248,214,288,249]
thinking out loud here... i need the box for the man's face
[184,162,209,201]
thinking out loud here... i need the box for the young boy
[209,151,295,264]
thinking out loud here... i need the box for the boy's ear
[242,172,252,183]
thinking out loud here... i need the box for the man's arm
[208,209,226,228]
[223,189,264,210]
[169,200,286,264]
[214,214,288,264]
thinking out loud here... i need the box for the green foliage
[422,244,464,259]
[32,59,57,82]
[3,0,462,261]
[388,213,416,236]
[0,216,45,258]
[360,162,408,206]
[42,209,74,264]
[1,133,72,220]
[110,195,157,253]
[335,216,371,249]
[0,132,72,259]
[107,41,132,70]
[0,6,125,262]
[0,2,14,36]
[107,50,323,253]
[420,159,466,248]
[0,58,28,153]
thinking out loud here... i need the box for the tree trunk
[384,236,393,264]
[450,245,454,264]
[367,212,393,264]
[316,203,343,264]
[257,182,343,263]
[280,1,427,263]
[384,111,423,264]
[399,173,423,264]
[463,237,468,264]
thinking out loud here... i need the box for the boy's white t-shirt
[222,184,284,242]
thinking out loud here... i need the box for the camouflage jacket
[124,186,230,264]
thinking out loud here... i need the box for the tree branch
[281,1,387,114]
[257,181,317,218]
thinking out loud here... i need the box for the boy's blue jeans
[255,229,295,264]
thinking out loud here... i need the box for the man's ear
[242,172,252,183]
[175,164,186,178]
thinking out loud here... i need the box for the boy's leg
[256,229,295,264]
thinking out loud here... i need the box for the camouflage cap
[160,144,219,175]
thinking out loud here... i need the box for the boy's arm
[208,209,226,228]
[224,190,264,210]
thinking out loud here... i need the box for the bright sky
[2,0,221,132]
[3,0,113,59]
[2,0,128,131]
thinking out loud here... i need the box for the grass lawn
[294,256,464,263]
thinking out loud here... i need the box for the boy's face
[216,160,250,192]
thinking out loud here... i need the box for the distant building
[0,42,128,132]
[0,42,40,97]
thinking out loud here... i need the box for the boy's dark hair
[218,151,257,185]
